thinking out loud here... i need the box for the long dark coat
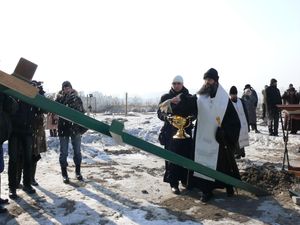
[242,92,257,125]
[185,95,241,193]
[266,85,282,119]
[157,87,195,186]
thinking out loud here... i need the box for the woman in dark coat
[157,75,195,194]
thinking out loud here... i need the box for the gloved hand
[215,127,226,145]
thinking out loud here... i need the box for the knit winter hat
[244,84,251,90]
[229,86,238,95]
[62,81,72,89]
[172,75,184,84]
[270,78,277,85]
[203,68,219,82]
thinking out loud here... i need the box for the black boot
[23,185,36,194]
[9,189,18,199]
[31,162,39,186]
[226,186,234,197]
[170,182,180,195]
[75,165,83,181]
[0,198,9,205]
[0,205,7,213]
[200,191,214,202]
[61,167,69,184]
[254,124,260,133]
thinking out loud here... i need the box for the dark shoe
[226,187,234,197]
[23,185,36,194]
[75,165,83,181]
[9,190,18,199]
[200,192,213,202]
[63,176,70,184]
[255,130,260,133]
[76,174,84,181]
[0,198,9,205]
[61,167,69,183]
[31,179,39,186]
[171,187,181,195]
[0,206,7,214]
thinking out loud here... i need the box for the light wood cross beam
[0,57,38,98]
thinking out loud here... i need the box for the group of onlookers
[0,80,86,214]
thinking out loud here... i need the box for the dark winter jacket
[282,90,299,105]
[0,93,18,173]
[266,85,282,112]
[0,93,18,143]
[157,87,195,149]
[9,97,38,136]
[56,89,86,136]
[251,89,258,107]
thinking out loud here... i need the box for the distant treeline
[46,91,160,113]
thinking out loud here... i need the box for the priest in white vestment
[184,68,241,202]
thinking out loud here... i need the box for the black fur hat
[203,68,219,82]
[229,86,238,95]
[62,81,72,89]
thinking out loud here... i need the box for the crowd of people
[158,69,300,202]
[0,80,86,213]
[1,69,299,213]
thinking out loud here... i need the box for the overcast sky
[1,0,300,98]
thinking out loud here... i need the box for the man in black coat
[157,75,195,195]
[8,97,38,198]
[265,78,282,136]
[185,68,241,202]
[56,81,86,183]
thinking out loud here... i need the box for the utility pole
[125,92,128,116]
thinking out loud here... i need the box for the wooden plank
[0,70,38,98]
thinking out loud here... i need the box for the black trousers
[268,110,279,135]
[163,139,193,187]
[8,134,33,190]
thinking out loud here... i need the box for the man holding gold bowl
[157,75,195,195]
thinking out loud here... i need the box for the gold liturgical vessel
[168,115,192,139]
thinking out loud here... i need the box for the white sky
[1,0,300,98]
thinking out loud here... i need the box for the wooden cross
[0,57,39,98]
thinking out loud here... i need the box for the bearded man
[184,68,241,202]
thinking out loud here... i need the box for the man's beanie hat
[203,68,219,82]
[270,78,277,85]
[229,86,238,95]
[62,81,72,89]
[172,75,184,84]
[244,84,251,90]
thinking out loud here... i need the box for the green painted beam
[0,85,269,196]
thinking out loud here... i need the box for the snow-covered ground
[1,112,300,225]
